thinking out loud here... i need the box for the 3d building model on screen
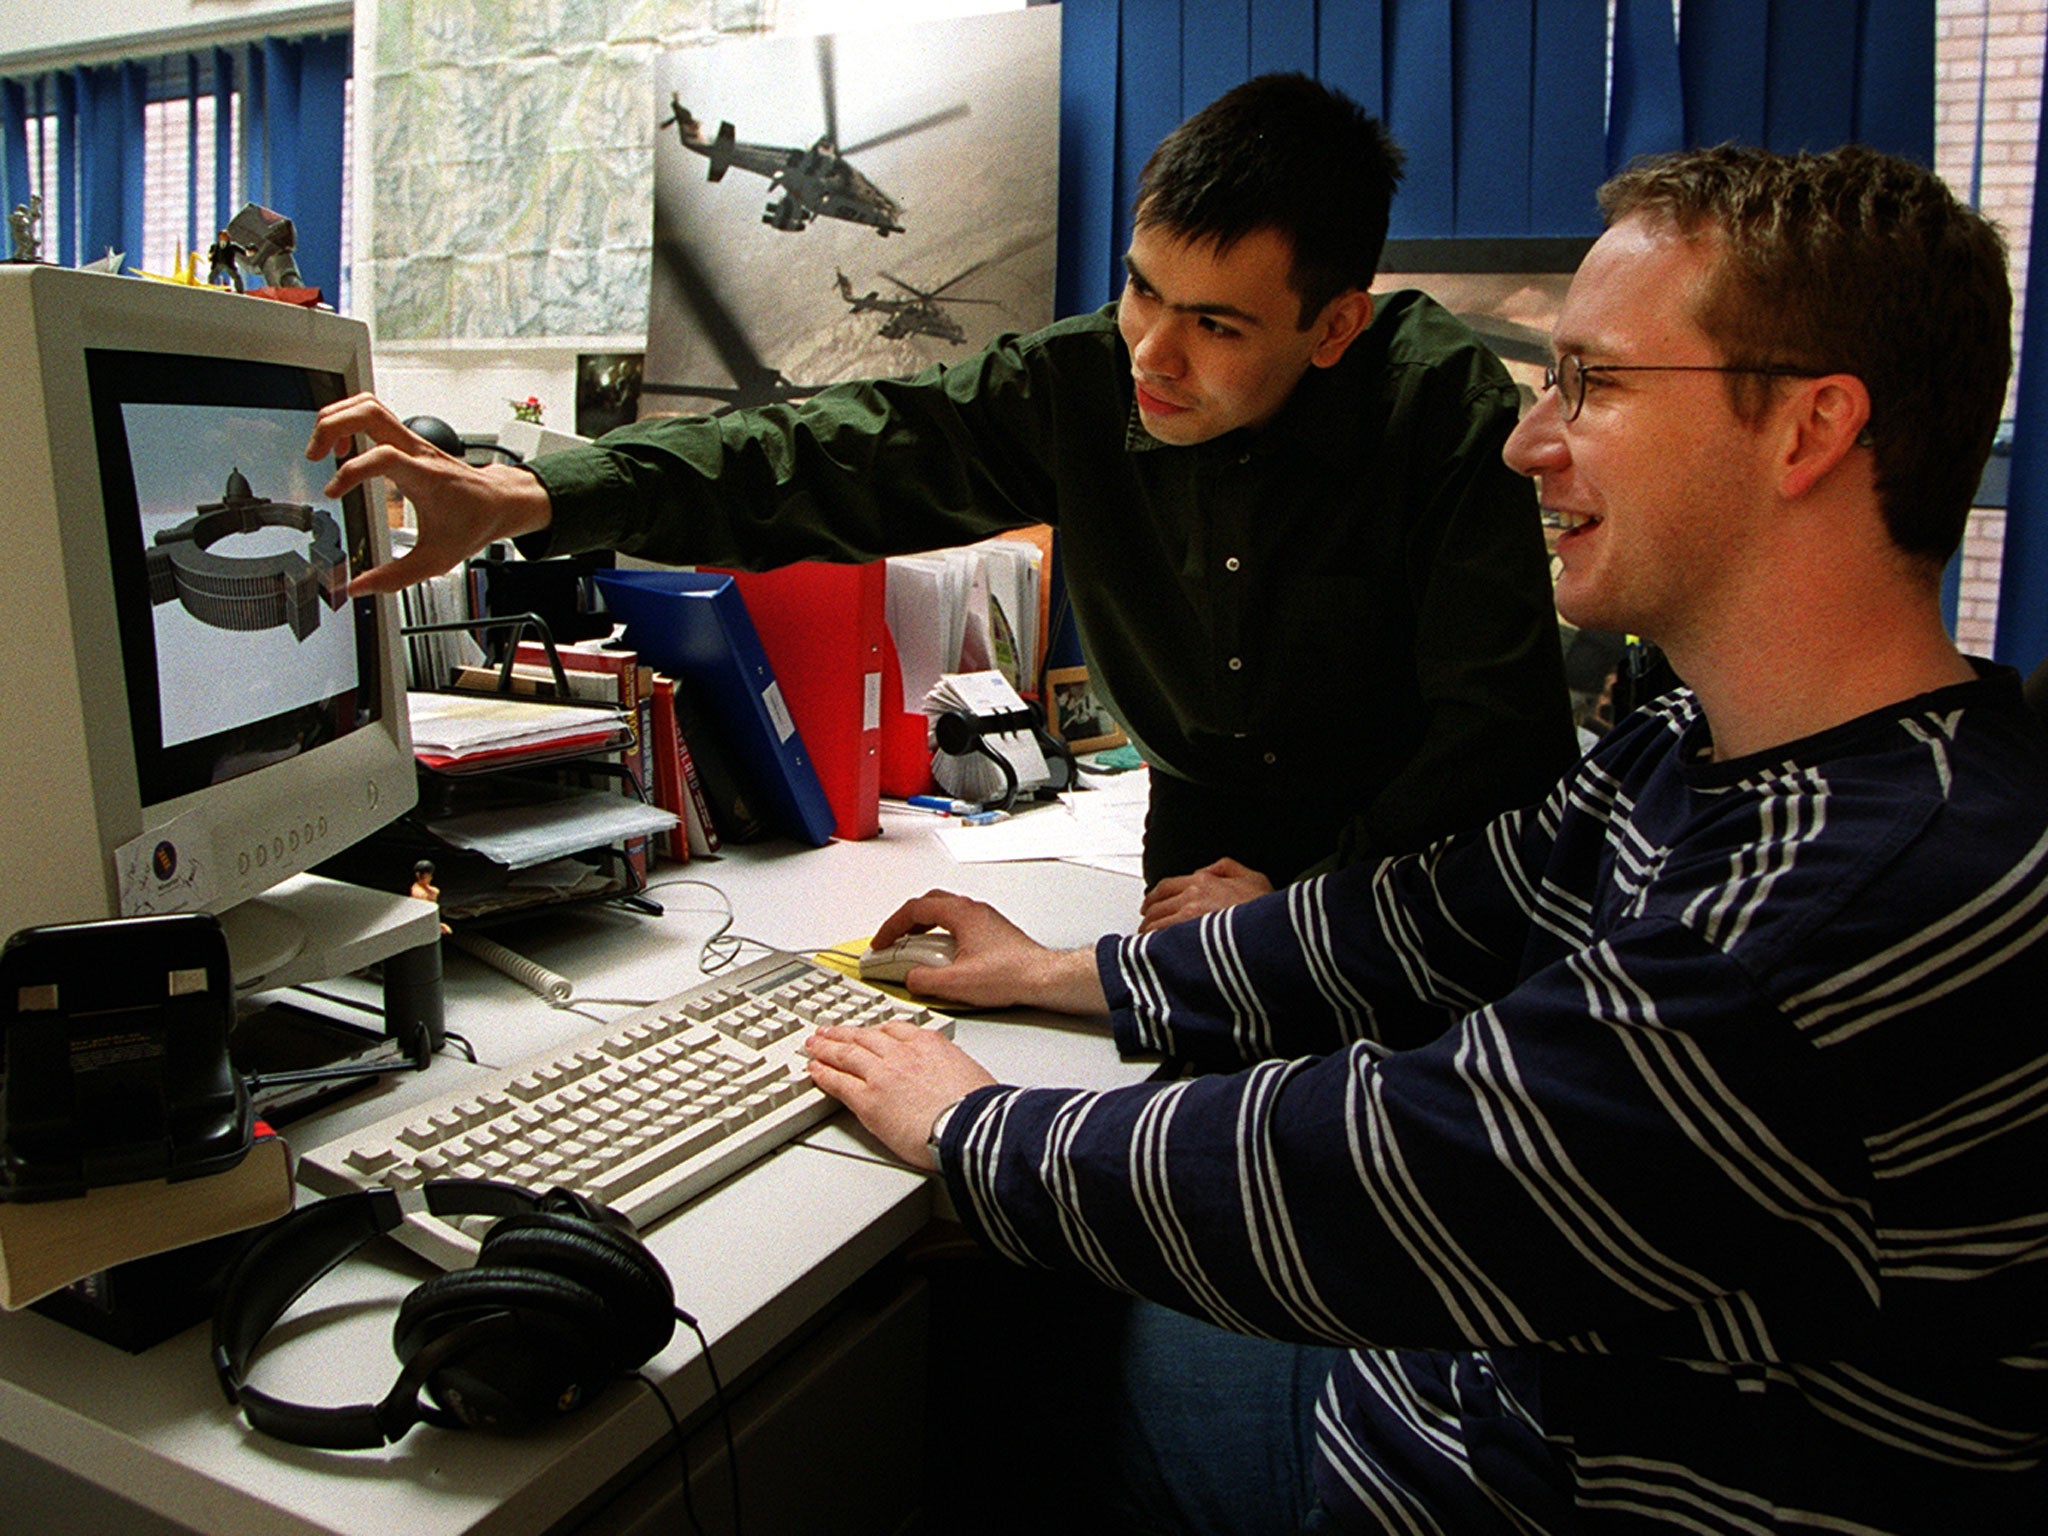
[146,468,349,642]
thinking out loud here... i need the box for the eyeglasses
[1542,354,1826,422]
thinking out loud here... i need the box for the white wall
[1,1,348,71]
[372,348,589,447]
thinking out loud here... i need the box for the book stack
[648,671,720,860]
[515,639,657,882]
[454,649,732,864]
[389,525,488,690]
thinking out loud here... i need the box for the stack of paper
[407,691,629,771]
[429,784,679,870]
[391,527,487,690]
[886,535,1044,709]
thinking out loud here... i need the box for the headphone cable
[639,1371,707,1536]
[638,1306,742,1536]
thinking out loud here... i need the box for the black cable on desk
[639,1304,742,1536]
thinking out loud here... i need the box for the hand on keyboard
[804,1017,995,1171]
[299,952,947,1268]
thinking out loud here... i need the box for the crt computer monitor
[0,264,416,983]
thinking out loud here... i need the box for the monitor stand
[220,872,442,993]
[220,874,446,1121]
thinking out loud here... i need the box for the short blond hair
[1601,144,2010,564]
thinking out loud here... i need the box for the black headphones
[212,1180,676,1448]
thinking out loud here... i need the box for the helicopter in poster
[658,35,969,237]
[833,263,1003,344]
[642,237,833,413]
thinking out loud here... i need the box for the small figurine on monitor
[224,202,321,307]
[206,230,244,291]
[409,860,451,934]
[510,395,544,424]
[7,194,43,264]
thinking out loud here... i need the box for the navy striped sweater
[936,667,2048,1533]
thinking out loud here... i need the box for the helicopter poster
[643,5,1060,415]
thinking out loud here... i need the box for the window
[139,91,237,279]
[5,36,352,308]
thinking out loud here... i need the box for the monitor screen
[0,265,418,979]
[87,351,386,808]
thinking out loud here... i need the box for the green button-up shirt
[525,292,1575,868]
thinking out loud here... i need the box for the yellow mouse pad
[815,937,974,1013]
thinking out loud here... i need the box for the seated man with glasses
[806,142,2048,1534]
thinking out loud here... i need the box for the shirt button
[1238,452,1252,466]
[1224,556,1241,572]
[1264,751,1277,765]
[1228,657,1243,671]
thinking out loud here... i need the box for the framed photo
[1375,237,1593,410]
[1045,665,1126,754]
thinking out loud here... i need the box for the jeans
[923,1259,1341,1536]
[1102,1300,1343,1536]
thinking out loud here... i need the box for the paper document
[408,691,626,755]
[1060,769,1150,878]
[429,786,678,869]
[934,793,1145,866]
[929,767,1149,871]
[885,537,1045,706]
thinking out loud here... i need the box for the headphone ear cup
[476,1212,676,1367]
[392,1268,613,1432]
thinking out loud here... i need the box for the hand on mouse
[859,931,958,984]
[867,891,1109,1015]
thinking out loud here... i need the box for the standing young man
[805,144,2048,1532]
[318,75,1574,928]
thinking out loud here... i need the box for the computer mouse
[858,931,959,984]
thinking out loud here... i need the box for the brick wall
[1937,0,2045,654]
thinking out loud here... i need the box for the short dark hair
[1599,144,2011,565]
[1133,73,1405,327]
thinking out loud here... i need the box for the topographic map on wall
[363,0,778,342]
[643,6,1059,411]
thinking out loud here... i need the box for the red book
[647,673,689,863]
[671,697,720,854]
[709,563,886,841]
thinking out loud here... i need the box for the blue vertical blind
[1054,0,1934,314]
[1,33,350,297]
[1998,93,2048,669]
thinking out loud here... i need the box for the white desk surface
[0,808,1152,1536]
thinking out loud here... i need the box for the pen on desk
[906,795,977,814]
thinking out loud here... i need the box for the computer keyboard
[298,951,943,1269]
